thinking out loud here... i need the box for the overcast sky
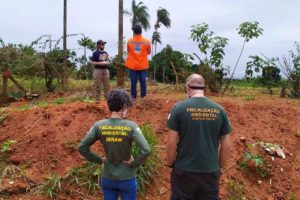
[1,0,299,77]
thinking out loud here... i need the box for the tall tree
[151,31,161,56]
[126,0,150,31]
[78,36,93,65]
[190,23,229,93]
[152,8,170,55]
[223,21,263,93]
[63,0,68,85]
[0,37,5,47]
[151,31,161,81]
[151,8,171,81]
[117,0,125,87]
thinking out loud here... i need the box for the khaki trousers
[93,69,110,101]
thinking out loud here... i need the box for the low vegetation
[132,123,161,192]
[32,124,161,198]
[65,162,102,195]
[238,150,271,178]
[37,174,62,198]
[227,177,247,200]
[1,140,16,153]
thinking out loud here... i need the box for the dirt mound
[0,94,299,199]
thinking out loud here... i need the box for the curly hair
[107,89,133,112]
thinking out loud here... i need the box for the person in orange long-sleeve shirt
[125,25,151,99]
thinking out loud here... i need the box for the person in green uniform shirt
[79,89,150,200]
[166,74,232,200]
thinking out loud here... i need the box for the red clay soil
[0,93,300,200]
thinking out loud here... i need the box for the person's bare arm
[90,61,109,65]
[219,134,231,169]
[166,130,178,167]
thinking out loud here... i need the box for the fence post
[2,69,9,97]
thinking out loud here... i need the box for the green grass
[37,101,49,107]
[229,78,290,97]
[132,123,161,193]
[287,192,298,200]
[0,153,9,175]
[0,76,47,94]
[35,162,102,198]
[65,162,102,195]
[1,139,16,153]
[52,98,65,105]
[227,177,247,200]
[61,140,79,151]
[0,140,13,176]
[243,95,256,101]
[38,174,62,198]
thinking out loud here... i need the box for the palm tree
[151,31,161,81]
[126,0,151,31]
[78,36,93,65]
[117,0,125,87]
[152,31,161,56]
[151,8,170,81]
[63,0,67,85]
[152,7,171,56]
[154,8,171,30]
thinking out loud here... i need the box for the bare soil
[0,93,299,200]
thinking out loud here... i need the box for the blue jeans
[129,70,147,98]
[101,177,137,200]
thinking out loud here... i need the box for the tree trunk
[84,47,87,78]
[151,42,154,59]
[223,40,246,94]
[162,67,165,83]
[170,60,179,89]
[117,0,125,87]
[63,0,68,86]
[2,72,8,97]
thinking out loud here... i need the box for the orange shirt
[125,34,151,71]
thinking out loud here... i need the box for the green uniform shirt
[79,118,150,180]
[167,97,232,173]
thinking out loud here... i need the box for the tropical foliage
[190,23,229,92]
[126,0,151,30]
[246,42,300,98]
[151,45,193,85]
[152,7,171,55]
[223,21,264,93]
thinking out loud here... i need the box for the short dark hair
[133,24,142,35]
[107,89,133,112]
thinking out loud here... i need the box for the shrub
[238,151,271,178]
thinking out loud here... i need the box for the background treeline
[0,22,299,98]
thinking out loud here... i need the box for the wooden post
[2,69,9,97]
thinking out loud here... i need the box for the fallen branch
[25,117,42,134]
[0,114,8,123]
[222,157,241,174]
